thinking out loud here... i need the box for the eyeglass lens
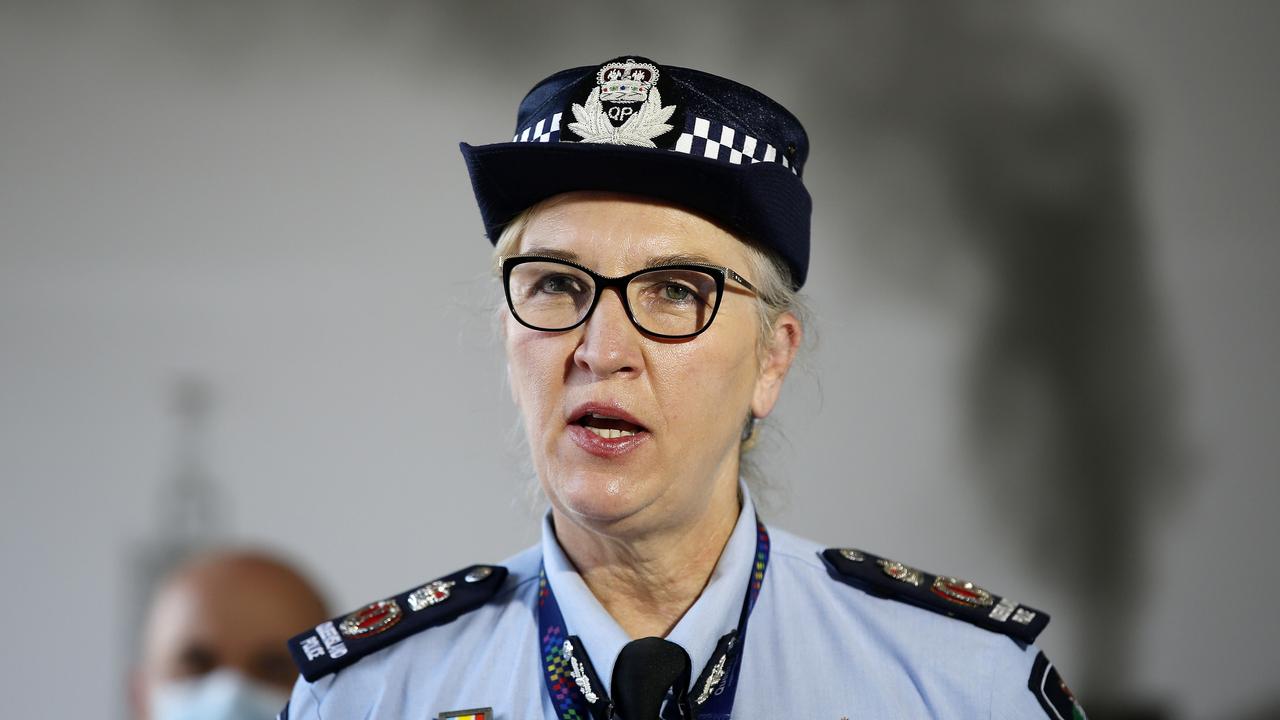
[506,260,721,336]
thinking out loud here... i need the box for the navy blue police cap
[459,55,812,288]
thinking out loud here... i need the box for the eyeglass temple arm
[725,267,757,293]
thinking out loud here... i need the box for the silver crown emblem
[596,59,659,102]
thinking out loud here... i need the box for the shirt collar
[540,481,759,697]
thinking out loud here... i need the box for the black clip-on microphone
[609,637,696,719]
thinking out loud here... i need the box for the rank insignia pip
[408,580,456,611]
[838,548,865,563]
[821,548,1049,644]
[877,558,924,587]
[287,564,508,682]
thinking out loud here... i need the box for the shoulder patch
[287,564,508,682]
[1028,651,1087,719]
[820,548,1049,644]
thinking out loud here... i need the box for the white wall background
[1,2,1277,718]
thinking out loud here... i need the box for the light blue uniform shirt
[285,484,1063,718]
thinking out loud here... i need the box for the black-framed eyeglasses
[501,255,758,339]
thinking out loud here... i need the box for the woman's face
[503,192,796,537]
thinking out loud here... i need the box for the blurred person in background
[132,549,329,720]
[280,56,1085,719]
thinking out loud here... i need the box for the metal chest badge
[338,599,403,638]
[567,58,677,148]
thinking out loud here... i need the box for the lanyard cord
[537,522,771,720]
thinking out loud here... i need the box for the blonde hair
[492,194,809,461]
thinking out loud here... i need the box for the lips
[566,402,651,457]
[568,403,649,433]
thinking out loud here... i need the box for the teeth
[585,426,637,440]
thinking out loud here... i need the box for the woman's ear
[751,311,802,419]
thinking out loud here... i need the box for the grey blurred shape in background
[1,1,1277,719]
[123,376,227,685]
[821,6,1187,713]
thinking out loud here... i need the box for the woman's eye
[662,284,693,302]
[539,275,582,294]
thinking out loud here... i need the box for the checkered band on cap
[512,113,798,175]
[512,112,564,144]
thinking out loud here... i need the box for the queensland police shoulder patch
[820,547,1049,644]
[287,564,508,682]
[1029,651,1088,719]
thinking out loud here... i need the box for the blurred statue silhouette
[131,549,329,720]
[947,37,1184,712]
[122,377,231,718]
[124,378,329,720]
[822,6,1186,716]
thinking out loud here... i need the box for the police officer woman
[282,56,1084,720]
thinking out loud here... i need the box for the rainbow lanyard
[537,522,770,720]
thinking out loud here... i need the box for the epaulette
[821,548,1048,644]
[287,563,508,681]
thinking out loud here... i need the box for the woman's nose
[572,288,643,378]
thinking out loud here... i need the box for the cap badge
[877,558,924,587]
[568,58,676,148]
[339,599,403,638]
[408,580,456,611]
[930,576,995,608]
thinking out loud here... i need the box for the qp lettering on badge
[607,106,635,122]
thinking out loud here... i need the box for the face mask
[149,669,290,720]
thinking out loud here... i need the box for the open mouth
[572,412,648,440]
[565,404,652,457]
